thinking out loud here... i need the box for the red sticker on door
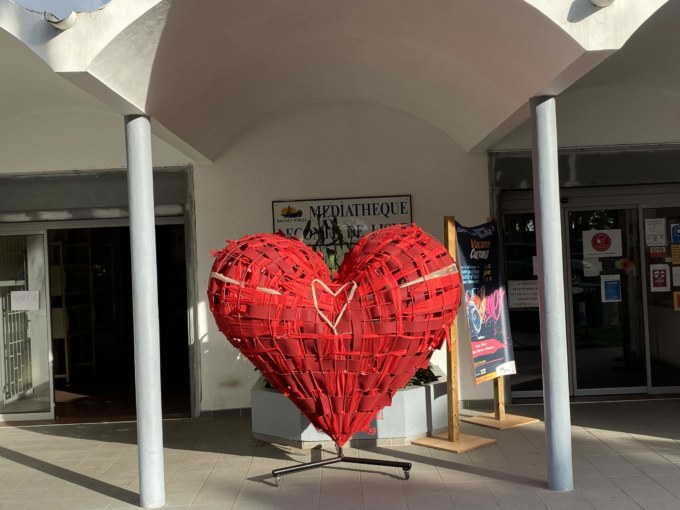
[591,232,612,252]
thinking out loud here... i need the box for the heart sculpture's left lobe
[208,224,461,446]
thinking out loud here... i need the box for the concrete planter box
[251,372,448,448]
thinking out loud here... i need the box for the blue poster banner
[455,220,516,384]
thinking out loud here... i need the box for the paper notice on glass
[583,258,602,277]
[672,245,680,265]
[673,267,680,287]
[601,275,621,303]
[645,218,667,247]
[507,280,539,308]
[10,291,39,311]
[650,264,671,292]
[672,223,680,244]
[650,246,668,260]
[582,230,622,257]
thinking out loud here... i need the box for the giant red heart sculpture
[208,224,461,446]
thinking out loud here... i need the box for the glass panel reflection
[643,207,680,388]
[568,209,645,390]
[502,213,542,393]
[0,235,50,414]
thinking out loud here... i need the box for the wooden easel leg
[494,377,506,421]
[462,376,539,430]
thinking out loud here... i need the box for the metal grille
[0,237,33,403]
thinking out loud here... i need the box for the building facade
[0,0,676,426]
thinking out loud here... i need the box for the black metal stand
[272,444,411,484]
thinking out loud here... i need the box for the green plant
[406,365,440,387]
[302,214,357,274]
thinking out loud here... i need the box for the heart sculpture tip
[208,224,461,446]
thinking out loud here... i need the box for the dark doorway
[48,225,190,422]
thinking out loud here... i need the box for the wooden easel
[460,216,538,430]
[411,217,495,453]
[461,376,538,430]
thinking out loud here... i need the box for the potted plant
[251,364,448,448]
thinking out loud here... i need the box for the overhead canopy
[0,0,669,161]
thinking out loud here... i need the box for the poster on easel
[455,220,516,384]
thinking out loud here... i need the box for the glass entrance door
[0,232,52,419]
[567,209,646,394]
[641,207,680,391]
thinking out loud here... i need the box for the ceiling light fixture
[591,0,616,7]
[45,11,78,30]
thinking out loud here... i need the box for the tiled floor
[0,399,678,509]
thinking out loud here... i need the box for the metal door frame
[500,184,680,399]
[562,203,648,397]
[0,229,53,421]
[2,216,200,422]
[637,201,680,395]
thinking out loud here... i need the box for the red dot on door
[592,233,612,252]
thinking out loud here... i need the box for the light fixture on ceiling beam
[590,0,615,7]
[45,11,78,30]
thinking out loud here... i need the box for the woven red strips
[208,225,461,446]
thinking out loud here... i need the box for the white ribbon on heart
[212,261,457,332]
[210,272,283,295]
[398,262,458,289]
[311,279,358,334]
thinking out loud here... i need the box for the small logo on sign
[591,233,612,252]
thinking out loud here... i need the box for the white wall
[0,108,190,173]
[493,86,680,151]
[193,101,492,411]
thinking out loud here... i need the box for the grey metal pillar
[124,115,166,509]
[529,96,574,491]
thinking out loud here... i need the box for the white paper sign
[582,230,622,258]
[583,258,603,277]
[507,280,539,308]
[10,291,39,311]
[645,218,667,247]
[673,266,680,287]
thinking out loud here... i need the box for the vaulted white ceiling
[0,0,671,161]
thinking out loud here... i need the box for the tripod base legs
[272,445,411,485]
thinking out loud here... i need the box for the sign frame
[272,194,412,244]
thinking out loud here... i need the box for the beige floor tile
[0,402,676,510]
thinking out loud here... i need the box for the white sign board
[10,291,39,311]
[582,230,622,258]
[507,280,539,309]
[645,218,667,247]
[272,195,412,244]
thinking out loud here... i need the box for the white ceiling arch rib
[1,0,669,161]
